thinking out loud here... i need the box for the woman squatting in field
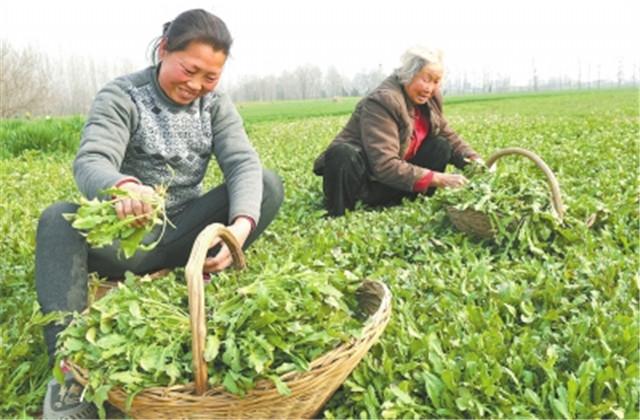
[35,9,283,418]
[313,46,483,216]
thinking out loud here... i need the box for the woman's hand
[114,181,157,228]
[203,217,252,273]
[431,172,468,189]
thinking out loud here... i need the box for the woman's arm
[204,93,262,273]
[210,92,263,227]
[73,81,139,199]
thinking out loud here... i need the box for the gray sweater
[73,66,263,224]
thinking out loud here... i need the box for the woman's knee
[262,168,284,208]
[323,143,367,180]
[37,202,78,236]
[431,136,453,159]
[325,143,361,164]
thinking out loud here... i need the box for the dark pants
[322,136,454,216]
[36,169,284,365]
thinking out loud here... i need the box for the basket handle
[185,223,246,395]
[485,147,565,220]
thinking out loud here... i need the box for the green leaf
[85,327,97,344]
[204,335,221,362]
[52,360,65,384]
[128,301,141,318]
[96,334,126,349]
[222,337,241,371]
[139,347,162,372]
[223,372,240,395]
[64,337,85,352]
[552,397,570,419]
[423,371,444,408]
[267,374,291,396]
[389,384,414,405]
[110,371,143,385]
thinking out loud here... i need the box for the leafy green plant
[62,186,170,258]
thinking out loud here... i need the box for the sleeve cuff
[413,171,434,193]
[114,177,141,188]
[233,215,257,232]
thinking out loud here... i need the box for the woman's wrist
[232,215,255,232]
[114,177,141,188]
[229,216,253,248]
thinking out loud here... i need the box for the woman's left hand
[203,217,252,273]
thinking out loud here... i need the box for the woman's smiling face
[157,40,227,105]
[404,63,443,105]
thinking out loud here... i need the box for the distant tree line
[1,40,135,118]
[225,65,388,102]
[1,40,638,118]
[225,60,639,101]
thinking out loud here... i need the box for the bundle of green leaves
[63,186,169,258]
[439,161,561,253]
[56,267,364,417]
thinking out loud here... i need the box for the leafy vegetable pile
[56,267,364,417]
[62,186,169,258]
[440,161,561,252]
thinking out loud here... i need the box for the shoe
[42,372,98,419]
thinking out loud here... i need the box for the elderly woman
[313,46,482,216]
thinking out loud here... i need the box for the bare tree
[351,66,386,96]
[482,69,493,93]
[294,65,322,99]
[617,60,624,87]
[277,70,301,100]
[324,66,345,97]
[494,73,511,92]
[576,60,582,89]
[0,40,51,118]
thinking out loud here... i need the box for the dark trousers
[36,169,284,365]
[322,136,453,216]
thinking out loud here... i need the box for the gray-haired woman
[313,46,482,216]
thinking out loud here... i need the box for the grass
[236,96,361,123]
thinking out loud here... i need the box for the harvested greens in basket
[63,185,170,258]
[440,160,562,251]
[56,268,364,417]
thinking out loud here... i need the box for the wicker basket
[69,223,392,418]
[446,147,565,239]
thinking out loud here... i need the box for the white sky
[1,0,638,87]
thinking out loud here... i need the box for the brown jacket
[313,75,479,192]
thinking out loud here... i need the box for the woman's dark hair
[150,9,233,64]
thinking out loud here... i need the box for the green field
[1,89,638,418]
[236,96,361,123]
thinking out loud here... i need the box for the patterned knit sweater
[73,66,263,224]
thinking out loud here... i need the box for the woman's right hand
[431,172,468,189]
[114,181,157,227]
